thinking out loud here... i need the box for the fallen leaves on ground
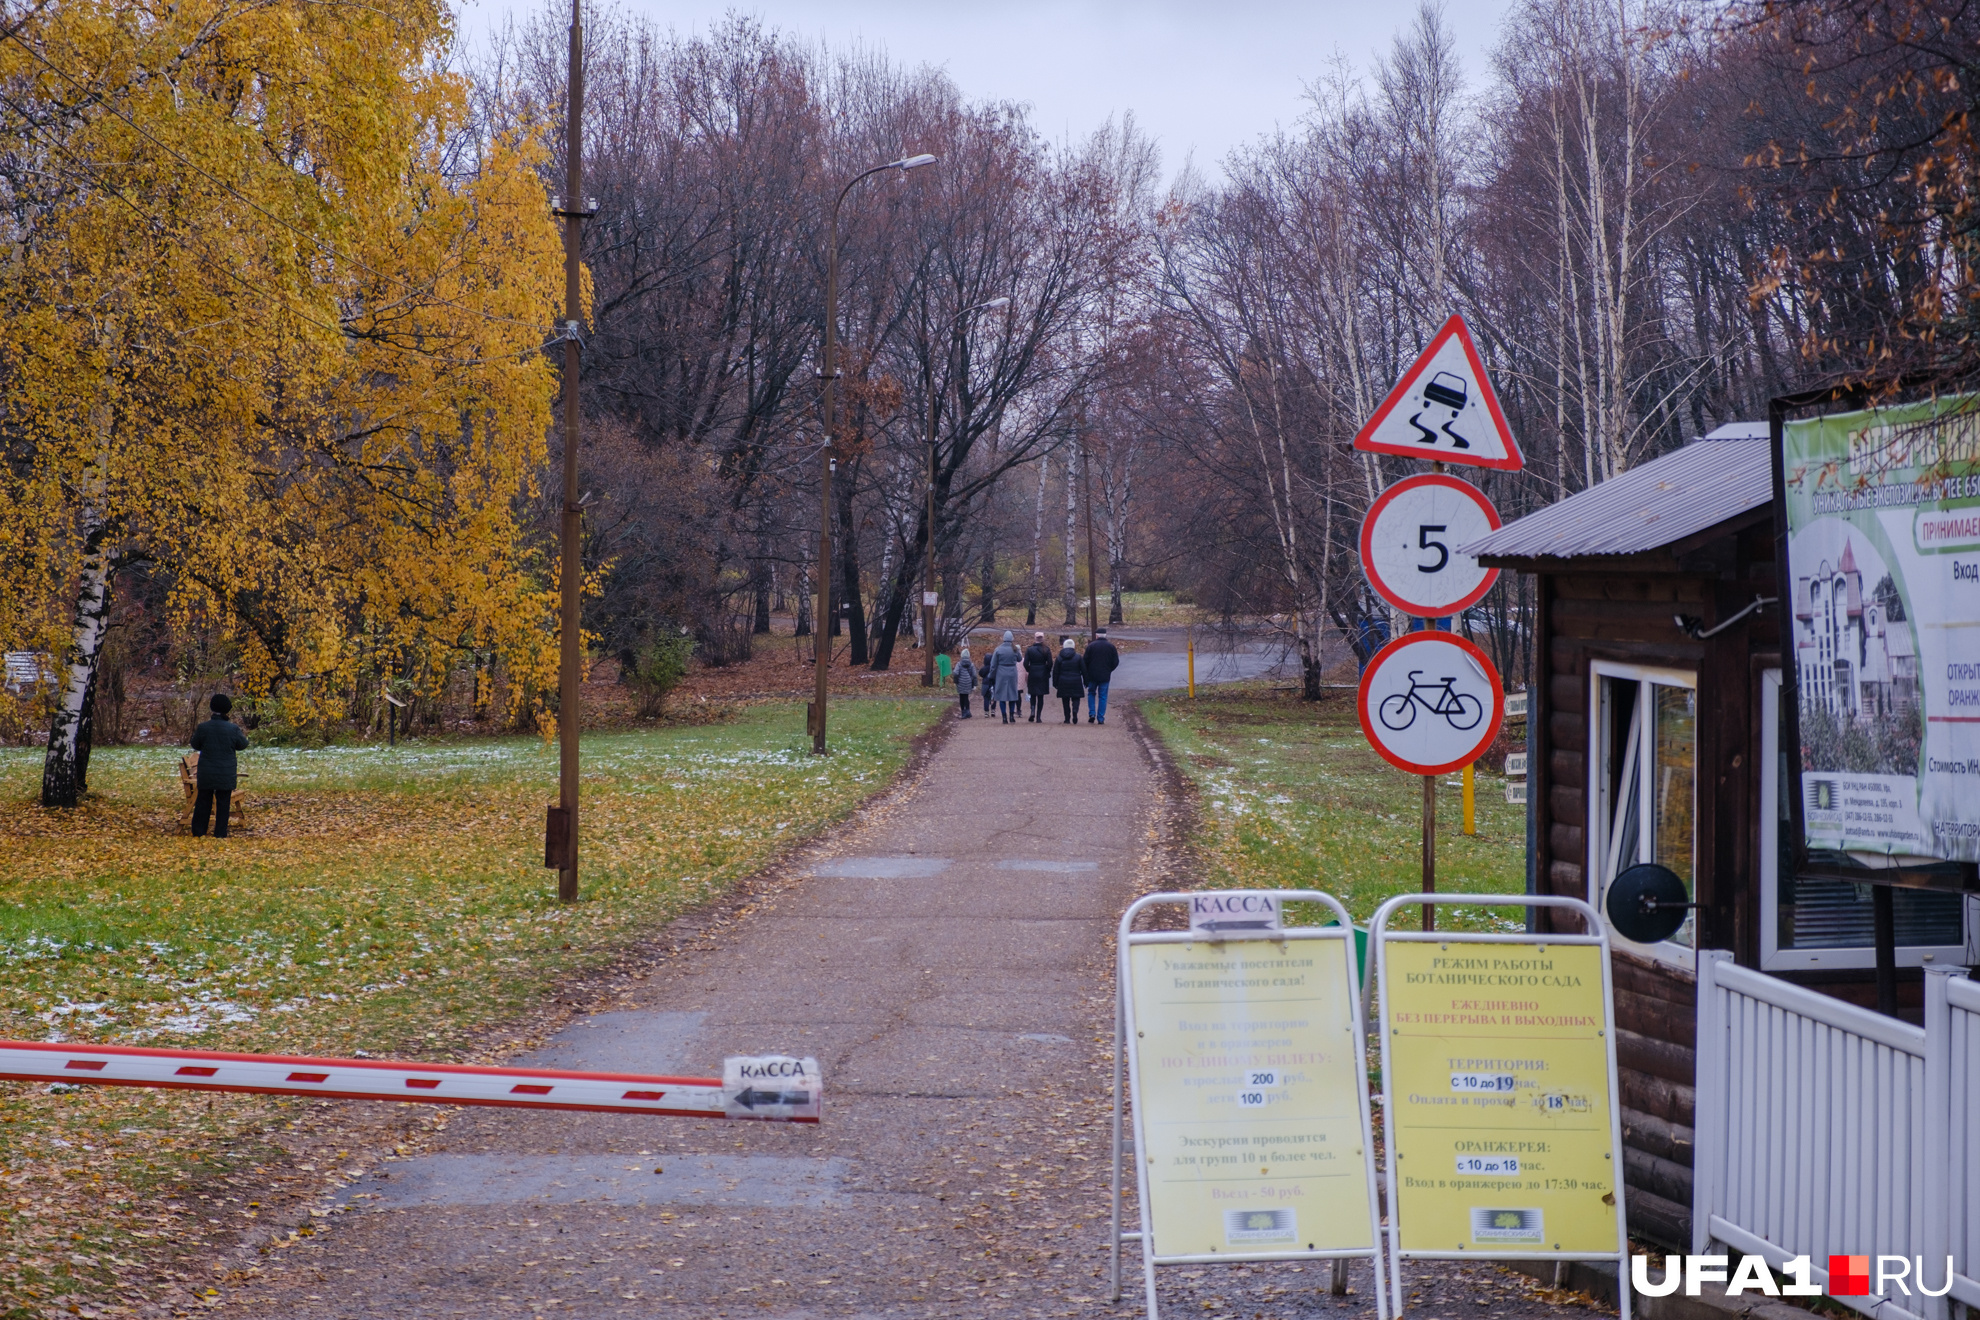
[0,698,937,1314]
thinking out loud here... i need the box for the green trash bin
[1322,918,1369,988]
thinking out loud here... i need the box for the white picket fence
[1936,973,1980,1312]
[1694,952,1976,1320]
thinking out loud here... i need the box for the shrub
[622,630,695,719]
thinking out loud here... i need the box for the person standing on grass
[1022,631,1053,723]
[1083,627,1120,725]
[189,693,249,838]
[952,648,977,718]
[1052,636,1085,724]
[989,629,1023,724]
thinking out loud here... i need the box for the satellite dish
[1606,864,1692,945]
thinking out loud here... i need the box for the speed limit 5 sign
[1358,474,1501,619]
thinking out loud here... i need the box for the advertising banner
[1379,940,1621,1256]
[1125,937,1375,1258]
[1781,400,1980,863]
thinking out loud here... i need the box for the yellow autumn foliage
[0,0,568,737]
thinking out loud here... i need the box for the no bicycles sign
[1357,633,1503,776]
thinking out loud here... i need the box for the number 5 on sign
[1359,474,1502,619]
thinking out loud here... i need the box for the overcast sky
[456,0,1522,178]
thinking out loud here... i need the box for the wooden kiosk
[1464,419,1978,1249]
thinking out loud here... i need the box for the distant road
[1106,627,1297,692]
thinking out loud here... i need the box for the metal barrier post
[1111,971,1126,1302]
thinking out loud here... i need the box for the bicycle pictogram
[1377,669,1483,732]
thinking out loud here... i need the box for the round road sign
[1356,632,1504,775]
[1359,474,1502,618]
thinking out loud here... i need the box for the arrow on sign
[1354,315,1523,471]
[723,1053,824,1121]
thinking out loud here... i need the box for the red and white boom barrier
[0,1040,821,1123]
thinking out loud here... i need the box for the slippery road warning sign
[0,1039,820,1122]
[1357,632,1503,776]
[1353,316,1523,471]
[1359,474,1502,618]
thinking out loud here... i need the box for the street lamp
[814,152,938,755]
[923,296,1011,688]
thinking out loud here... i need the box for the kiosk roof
[1463,431,1771,562]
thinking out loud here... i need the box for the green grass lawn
[0,699,937,1313]
[1141,686,1528,933]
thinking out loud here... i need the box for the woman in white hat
[1051,636,1085,723]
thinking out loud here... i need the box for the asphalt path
[1105,630,1295,693]
[228,706,1611,1320]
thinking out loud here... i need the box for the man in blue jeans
[1082,628,1120,725]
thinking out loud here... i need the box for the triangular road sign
[1353,314,1523,471]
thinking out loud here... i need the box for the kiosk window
[1591,665,1696,954]
[1758,669,1968,970]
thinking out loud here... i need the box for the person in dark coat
[1022,631,1053,723]
[952,648,978,718]
[1051,638,1085,724]
[189,693,249,838]
[1082,627,1121,725]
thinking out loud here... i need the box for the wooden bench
[177,753,247,832]
[4,652,53,694]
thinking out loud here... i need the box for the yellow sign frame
[1369,893,1631,1320]
[1112,891,1389,1320]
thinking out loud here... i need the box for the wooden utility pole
[553,0,585,902]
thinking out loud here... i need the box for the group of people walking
[951,629,1119,725]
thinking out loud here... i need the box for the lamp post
[815,153,937,755]
[923,296,1010,687]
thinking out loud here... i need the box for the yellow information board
[1379,938,1621,1256]
[1126,936,1374,1258]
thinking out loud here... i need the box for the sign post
[1367,893,1629,1320]
[1354,313,1522,932]
[1112,891,1388,1320]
